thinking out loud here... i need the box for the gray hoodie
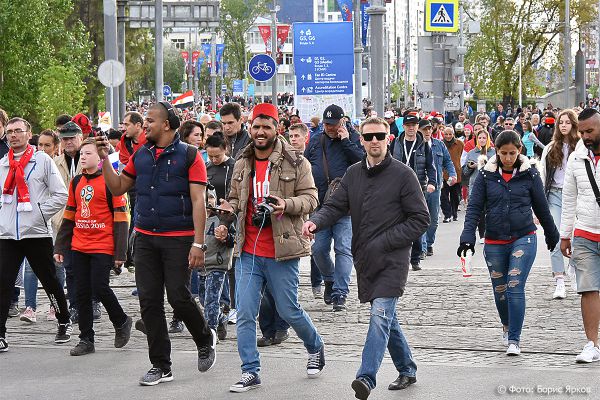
[199,213,235,275]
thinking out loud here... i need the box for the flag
[201,43,211,70]
[216,44,225,74]
[258,25,272,53]
[181,51,189,74]
[172,90,194,108]
[192,51,200,76]
[276,25,291,65]
[336,0,353,21]
[361,2,370,47]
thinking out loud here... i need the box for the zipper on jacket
[167,159,170,181]
[181,195,186,218]
[37,202,50,234]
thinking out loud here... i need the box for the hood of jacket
[483,154,537,174]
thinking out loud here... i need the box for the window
[171,39,185,50]
[285,54,293,65]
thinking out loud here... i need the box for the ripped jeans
[356,297,417,389]
[483,234,537,345]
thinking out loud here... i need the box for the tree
[219,0,269,80]
[37,66,86,129]
[464,0,596,106]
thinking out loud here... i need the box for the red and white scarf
[2,145,35,212]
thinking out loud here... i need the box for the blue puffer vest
[134,135,194,233]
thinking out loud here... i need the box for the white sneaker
[227,309,237,325]
[47,307,57,322]
[20,307,36,323]
[575,341,600,363]
[552,282,566,299]
[501,330,509,346]
[506,343,521,356]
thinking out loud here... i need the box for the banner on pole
[361,2,370,47]
[336,0,353,21]
[276,25,291,65]
[258,26,272,53]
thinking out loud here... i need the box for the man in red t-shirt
[95,102,216,386]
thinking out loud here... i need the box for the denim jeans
[356,297,417,389]
[483,234,537,345]
[311,215,353,298]
[190,270,199,296]
[24,260,66,310]
[547,190,566,275]
[421,189,441,250]
[236,252,323,374]
[310,256,323,288]
[198,270,227,330]
[259,285,290,338]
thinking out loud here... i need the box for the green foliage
[37,66,86,129]
[464,0,596,105]
[0,0,91,128]
[125,29,155,100]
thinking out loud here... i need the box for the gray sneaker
[114,316,133,348]
[8,303,20,318]
[70,339,95,356]
[92,301,102,320]
[197,329,217,372]
[139,367,173,386]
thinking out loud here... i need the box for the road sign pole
[117,1,127,122]
[155,0,164,102]
[271,1,278,106]
[353,0,363,118]
[104,0,120,128]
[432,33,446,115]
[564,0,570,108]
[404,0,410,108]
[211,32,217,111]
[367,1,386,117]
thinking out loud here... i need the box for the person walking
[458,130,559,356]
[439,126,463,223]
[95,102,216,386]
[303,117,430,399]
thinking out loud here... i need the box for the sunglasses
[362,132,387,141]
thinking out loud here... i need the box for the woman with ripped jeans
[458,130,559,356]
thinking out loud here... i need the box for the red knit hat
[72,113,92,135]
[251,103,279,123]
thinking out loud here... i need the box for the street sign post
[425,0,459,33]
[163,85,172,97]
[248,54,276,82]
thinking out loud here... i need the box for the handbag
[584,159,600,208]
[321,135,342,202]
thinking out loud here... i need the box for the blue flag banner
[361,2,370,47]
[336,0,353,21]
[201,43,212,69]
[197,56,204,78]
[216,44,225,73]
[223,62,229,76]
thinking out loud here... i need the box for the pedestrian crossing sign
[425,0,459,33]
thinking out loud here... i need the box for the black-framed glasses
[362,132,387,141]
[6,128,27,135]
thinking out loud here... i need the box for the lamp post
[518,40,524,107]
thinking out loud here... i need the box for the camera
[252,196,277,228]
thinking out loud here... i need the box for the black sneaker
[135,318,147,335]
[442,217,451,223]
[197,329,217,372]
[0,337,8,352]
[272,330,289,344]
[257,336,273,347]
[419,251,426,260]
[70,339,95,356]
[411,263,422,271]
[139,367,173,386]
[388,374,416,390]
[55,323,73,344]
[217,320,228,341]
[114,316,133,348]
[323,281,334,305]
[229,372,261,392]
[69,307,79,324]
[332,296,347,312]
[168,319,184,334]
[352,377,372,400]
[306,345,325,378]
[426,247,434,256]
[8,303,20,318]
[92,301,102,320]
[453,216,458,222]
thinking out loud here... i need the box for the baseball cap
[455,122,464,131]
[403,111,419,125]
[251,103,279,123]
[72,113,92,135]
[384,111,395,119]
[418,119,432,129]
[58,121,83,138]
[322,104,345,124]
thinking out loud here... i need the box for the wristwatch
[192,243,208,251]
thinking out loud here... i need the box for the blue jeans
[190,270,199,296]
[259,285,290,338]
[547,190,566,275]
[310,256,323,288]
[311,215,353,298]
[24,260,66,310]
[421,189,441,249]
[356,297,417,389]
[483,234,537,345]
[197,270,227,330]
[236,252,323,374]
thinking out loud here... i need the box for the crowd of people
[0,97,599,399]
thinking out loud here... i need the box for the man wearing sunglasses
[304,117,429,399]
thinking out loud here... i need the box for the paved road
[2,215,599,399]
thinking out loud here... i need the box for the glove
[457,242,475,258]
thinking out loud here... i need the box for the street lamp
[518,41,524,108]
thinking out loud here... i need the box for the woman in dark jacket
[457,130,559,356]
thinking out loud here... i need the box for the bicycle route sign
[248,54,276,82]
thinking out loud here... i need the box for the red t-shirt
[119,130,147,165]
[123,147,207,236]
[64,174,128,255]
[242,159,276,258]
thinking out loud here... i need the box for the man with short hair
[220,102,250,159]
[289,123,309,152]
[305,104,364,310]
[304,117,429,399]
[439,126,462,224]
[384,111,399,137]
[490,103,506,124]
[120,111,147,165]
[504,117,516,132]
[515,112,526,135]
[0,117,71,352]
[219,103,325,392]
[205,121,223,138]
[55,114,72,131]
[560,108,600,364]
[96,102,216,385]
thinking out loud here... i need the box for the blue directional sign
[293,22,354,96]
[248,54,276,82]
[425,0,458,33]
[163,85,172,97]
[232,79,244,96]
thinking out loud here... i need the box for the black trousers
[72,251,127,342]
[410,240,422,264]
[0,238,70,337]
[135,233,211,371]
[441,182,461,219]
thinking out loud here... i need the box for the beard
[253,135,276,151]
[584,137,600,153]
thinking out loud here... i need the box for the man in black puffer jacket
[534,112,555,158]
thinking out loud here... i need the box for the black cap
[59,121,82,138]
[322,104,345,124]
[403,113,419,125]
[418,119,432,129]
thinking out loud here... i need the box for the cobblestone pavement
[5,218,599,373]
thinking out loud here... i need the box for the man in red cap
[219,102,325,392]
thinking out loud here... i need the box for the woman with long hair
[180,120,208,163]
[458,131,559,356]
[539,109,580,299]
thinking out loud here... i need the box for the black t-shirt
[207,157,236,201]
[403,139,416,169]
